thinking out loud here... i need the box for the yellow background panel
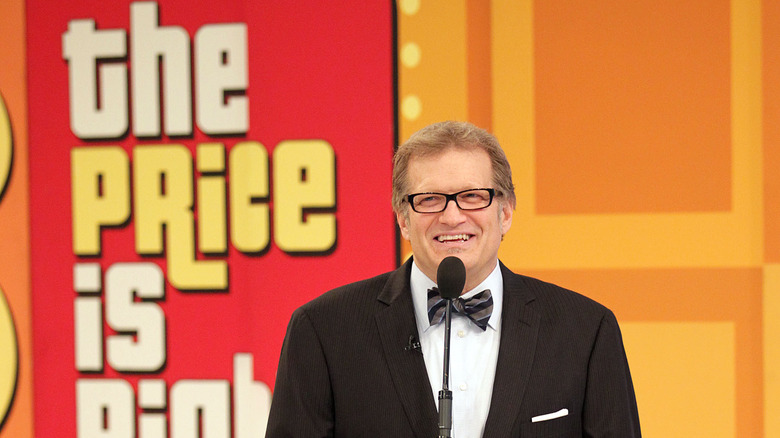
[622,322,735,437]
[534,0,732,214]
[398,0,468,140]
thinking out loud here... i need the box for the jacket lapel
[375,259,438,438]
[483,263,541,437]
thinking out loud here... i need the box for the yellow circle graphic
[0,285,18,428]
[0,93,16,427]
[0,94,11,199]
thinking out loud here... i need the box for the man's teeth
[437,234,469,242]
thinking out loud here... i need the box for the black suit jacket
[266,259,641,437]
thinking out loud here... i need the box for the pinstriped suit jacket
[266,258,641,437]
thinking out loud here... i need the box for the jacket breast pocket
[517,414,578,437]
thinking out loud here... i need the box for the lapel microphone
[404,335,421,352]
[435,256,466,438]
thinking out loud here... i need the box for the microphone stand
[434,256,465,438]
[438,299,454,438]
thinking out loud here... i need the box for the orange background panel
[407,0,769,434]
[0,0,31,436]
[764,0,780,263]
[466,0,492,129]
[534,0,732,214]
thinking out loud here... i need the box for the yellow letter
[71,146,130,255]
[273,140,336,253]
[196,143,227,254]
[229,141,269,253]
[134,145,226,290]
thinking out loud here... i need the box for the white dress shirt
[410,261,503,438]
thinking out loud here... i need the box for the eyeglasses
[406,188,497,213]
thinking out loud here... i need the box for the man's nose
[438,198,466,224]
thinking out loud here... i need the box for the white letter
[105,262,166,372]
[131,2,192,136]
[171,380,230,438]
[234,354,271,438]
[76,379,135,438]
[74,263,103,372]
[139,379,167,438]
[195,23,248,135]
[62,19,128,139]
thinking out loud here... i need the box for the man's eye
[461,192,487,202]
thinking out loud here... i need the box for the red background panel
[27,1,397,435]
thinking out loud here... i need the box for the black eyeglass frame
[405,188,497,213]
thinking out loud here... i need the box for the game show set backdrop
[2,0,780,437]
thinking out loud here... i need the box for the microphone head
[436,256,466,299]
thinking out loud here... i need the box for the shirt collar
[410,259,504,334]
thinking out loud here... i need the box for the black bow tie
[427,287,493,331]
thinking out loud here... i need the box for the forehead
[406,147,493,192]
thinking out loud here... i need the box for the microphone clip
[404,335,421,352]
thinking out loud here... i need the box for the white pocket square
[531,408,569,423]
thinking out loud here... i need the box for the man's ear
[396,210,411,240]
[500,201,513,236]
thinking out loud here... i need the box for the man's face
[396,147,513,292]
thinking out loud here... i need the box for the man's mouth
[436,234,471,242]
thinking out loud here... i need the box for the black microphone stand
[435,256,465,438]
[438,299,454,438]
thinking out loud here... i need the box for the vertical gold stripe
[491,0,534,211]
[731,0,764,262]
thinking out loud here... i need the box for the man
[266,121,641,437]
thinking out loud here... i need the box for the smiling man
[266,121,641,438]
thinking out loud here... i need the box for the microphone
[435,256,465,438]
[437,256,466,299]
